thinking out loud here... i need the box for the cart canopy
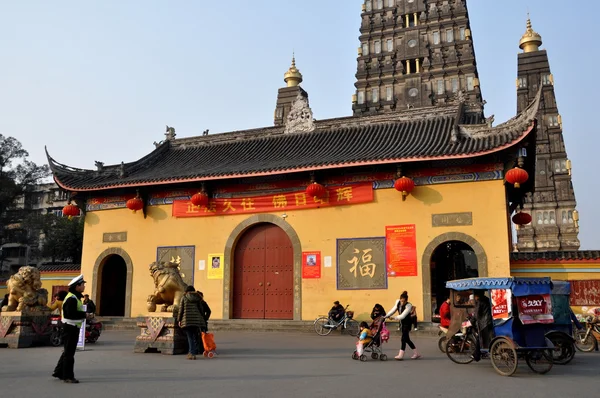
[445,277,553,297]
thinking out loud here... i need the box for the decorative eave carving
[284,92,316,134]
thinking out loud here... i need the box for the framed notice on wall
[385,225,418,277]
[302,251,321,279]
[207,253,224,280]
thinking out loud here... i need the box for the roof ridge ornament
[284,92,315,134]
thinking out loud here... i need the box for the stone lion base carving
[0,310,52,349]
[133,313,187,355]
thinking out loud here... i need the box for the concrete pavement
[1,330,598,398]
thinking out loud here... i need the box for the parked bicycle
[314,305,359,336]
[574,315,600,352]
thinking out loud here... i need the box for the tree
[22,214,84,263]
[0,134,50,261]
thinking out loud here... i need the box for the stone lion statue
[1,266,49,312]
[147,260,188,313]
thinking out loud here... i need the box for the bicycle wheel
[547,334,575,365]
[314,317,333,336]
[525,349,553,375]
[438,335,448,353]
[574,329,596,352]
[344,320,359,336]
[445,335,476,364]
[490,338,518,377]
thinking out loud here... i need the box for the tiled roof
[47,90,541,192]
[511,251,600,262]
[38,263,81,272]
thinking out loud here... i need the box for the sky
[1,0,599,248]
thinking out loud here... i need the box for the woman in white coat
[385,290,421,360]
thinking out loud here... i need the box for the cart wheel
[548,334,575,365]
[574,329,597,352]
[314,317,333,336]
[207,352,215,358]
[445,335,476,364]
[50,331,62,347]
[359,354,367,362]
[379,354,388,361]
[525,350,553,374]
[371,353,379,360]
[352,351,359,360]
[438,335,448,353]
[490,338,518,377]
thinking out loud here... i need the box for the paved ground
[1,330,598,398]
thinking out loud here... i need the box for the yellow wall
[81,180,511,320]
[40,272,77,295]
[0,283,6,298]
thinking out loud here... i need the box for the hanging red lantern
[505,167,529,188]
[190,192,209,208]
[62,203,80,219]
[394,176,415,200]
[512,212,532,226]
[126,196,144,213]
[306,182,326,199]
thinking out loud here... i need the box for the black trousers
[53,324,80,379]
[401,325,416,351]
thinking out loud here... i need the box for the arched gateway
[92,248,134,317]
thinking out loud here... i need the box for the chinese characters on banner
[517,294,554,324]
[302,251,321,279]
[171,184,373,217]
[491,289,512,320]
[207,253,224,280]
[385,225,418,277]
[337,238,387,290]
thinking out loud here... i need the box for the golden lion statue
[1,266,49,312]
[146,259,188,313]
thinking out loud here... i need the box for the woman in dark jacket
[370,304,386,320]
[177,286,206,360]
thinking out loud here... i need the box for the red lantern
[505,167,529,188]
[62,203,80,219]
[394,176,415,200]
[126,196,144,213]
[306,182,326,199]
[512,212,532,226]
[191,192,209,208]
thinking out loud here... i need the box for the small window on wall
[387,0,395,7]
[459,27,466,40]
[548,115,559,127]
[386,86,393,101]
[366,1,372,12]
[375,41,381,54]
[372,88,379,103]
[377,0,383,9]
[542,74,552,85]
[446,29,454,42]
[466,76,474,91]
[517,77,527,88]
[362,43,369,56]
[549,211,556,225]
[537,213,543,225]
[437,79,445,95]
[387,39,393,52]
[358,91,365,104]
[568,211,574,223]
[451,77,459,93]
[433,31,440,45]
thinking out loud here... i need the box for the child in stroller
[352,317,389,362]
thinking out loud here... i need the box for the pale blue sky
[1,1,598,248]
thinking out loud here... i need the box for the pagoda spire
[519,15,543,53]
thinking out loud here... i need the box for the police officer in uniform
[52,275,88,383]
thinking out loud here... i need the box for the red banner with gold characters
[385,224,418,277]
[302,251,321,279]
[172,183,373,218]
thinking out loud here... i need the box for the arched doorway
[430,241,478,315]
[232,223,294,320]
[98,255,127,316]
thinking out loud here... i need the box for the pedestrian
[355,321,373,357]
[48,291,68,315]
[385,290,421,360]
[52,275,89,383]
[439,296,451,329]
[370,303,386,320]
[82,294,96,315]
[472,289,494,361]
[1,293,9,310]
[196,291,211,331]
[177,285,206,360]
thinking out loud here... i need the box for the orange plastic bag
[202,332,217,357]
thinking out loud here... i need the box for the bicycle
[313,305,359,336]
[574,315,600,352]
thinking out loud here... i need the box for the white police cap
[68,275,86,286]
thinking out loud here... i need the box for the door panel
[264,225,294,320]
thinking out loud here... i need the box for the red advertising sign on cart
[491,289,511,320]
[385,224,418,277]
[517,294,554,324]
[302,251,321,279]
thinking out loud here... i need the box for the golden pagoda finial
[284,53,303,87]
[519,15,542,53]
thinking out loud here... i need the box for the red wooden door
[232,223,293,320]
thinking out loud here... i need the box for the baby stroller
[352,317,389,362]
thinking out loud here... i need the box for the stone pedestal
[0,311,52,348]
[134,312,187,355]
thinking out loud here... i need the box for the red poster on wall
[517,294,554,324]
[491,289,512,320]
[302,251,321,279]
[385,225,418,277]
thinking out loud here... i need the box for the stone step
[96,317,442,336]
